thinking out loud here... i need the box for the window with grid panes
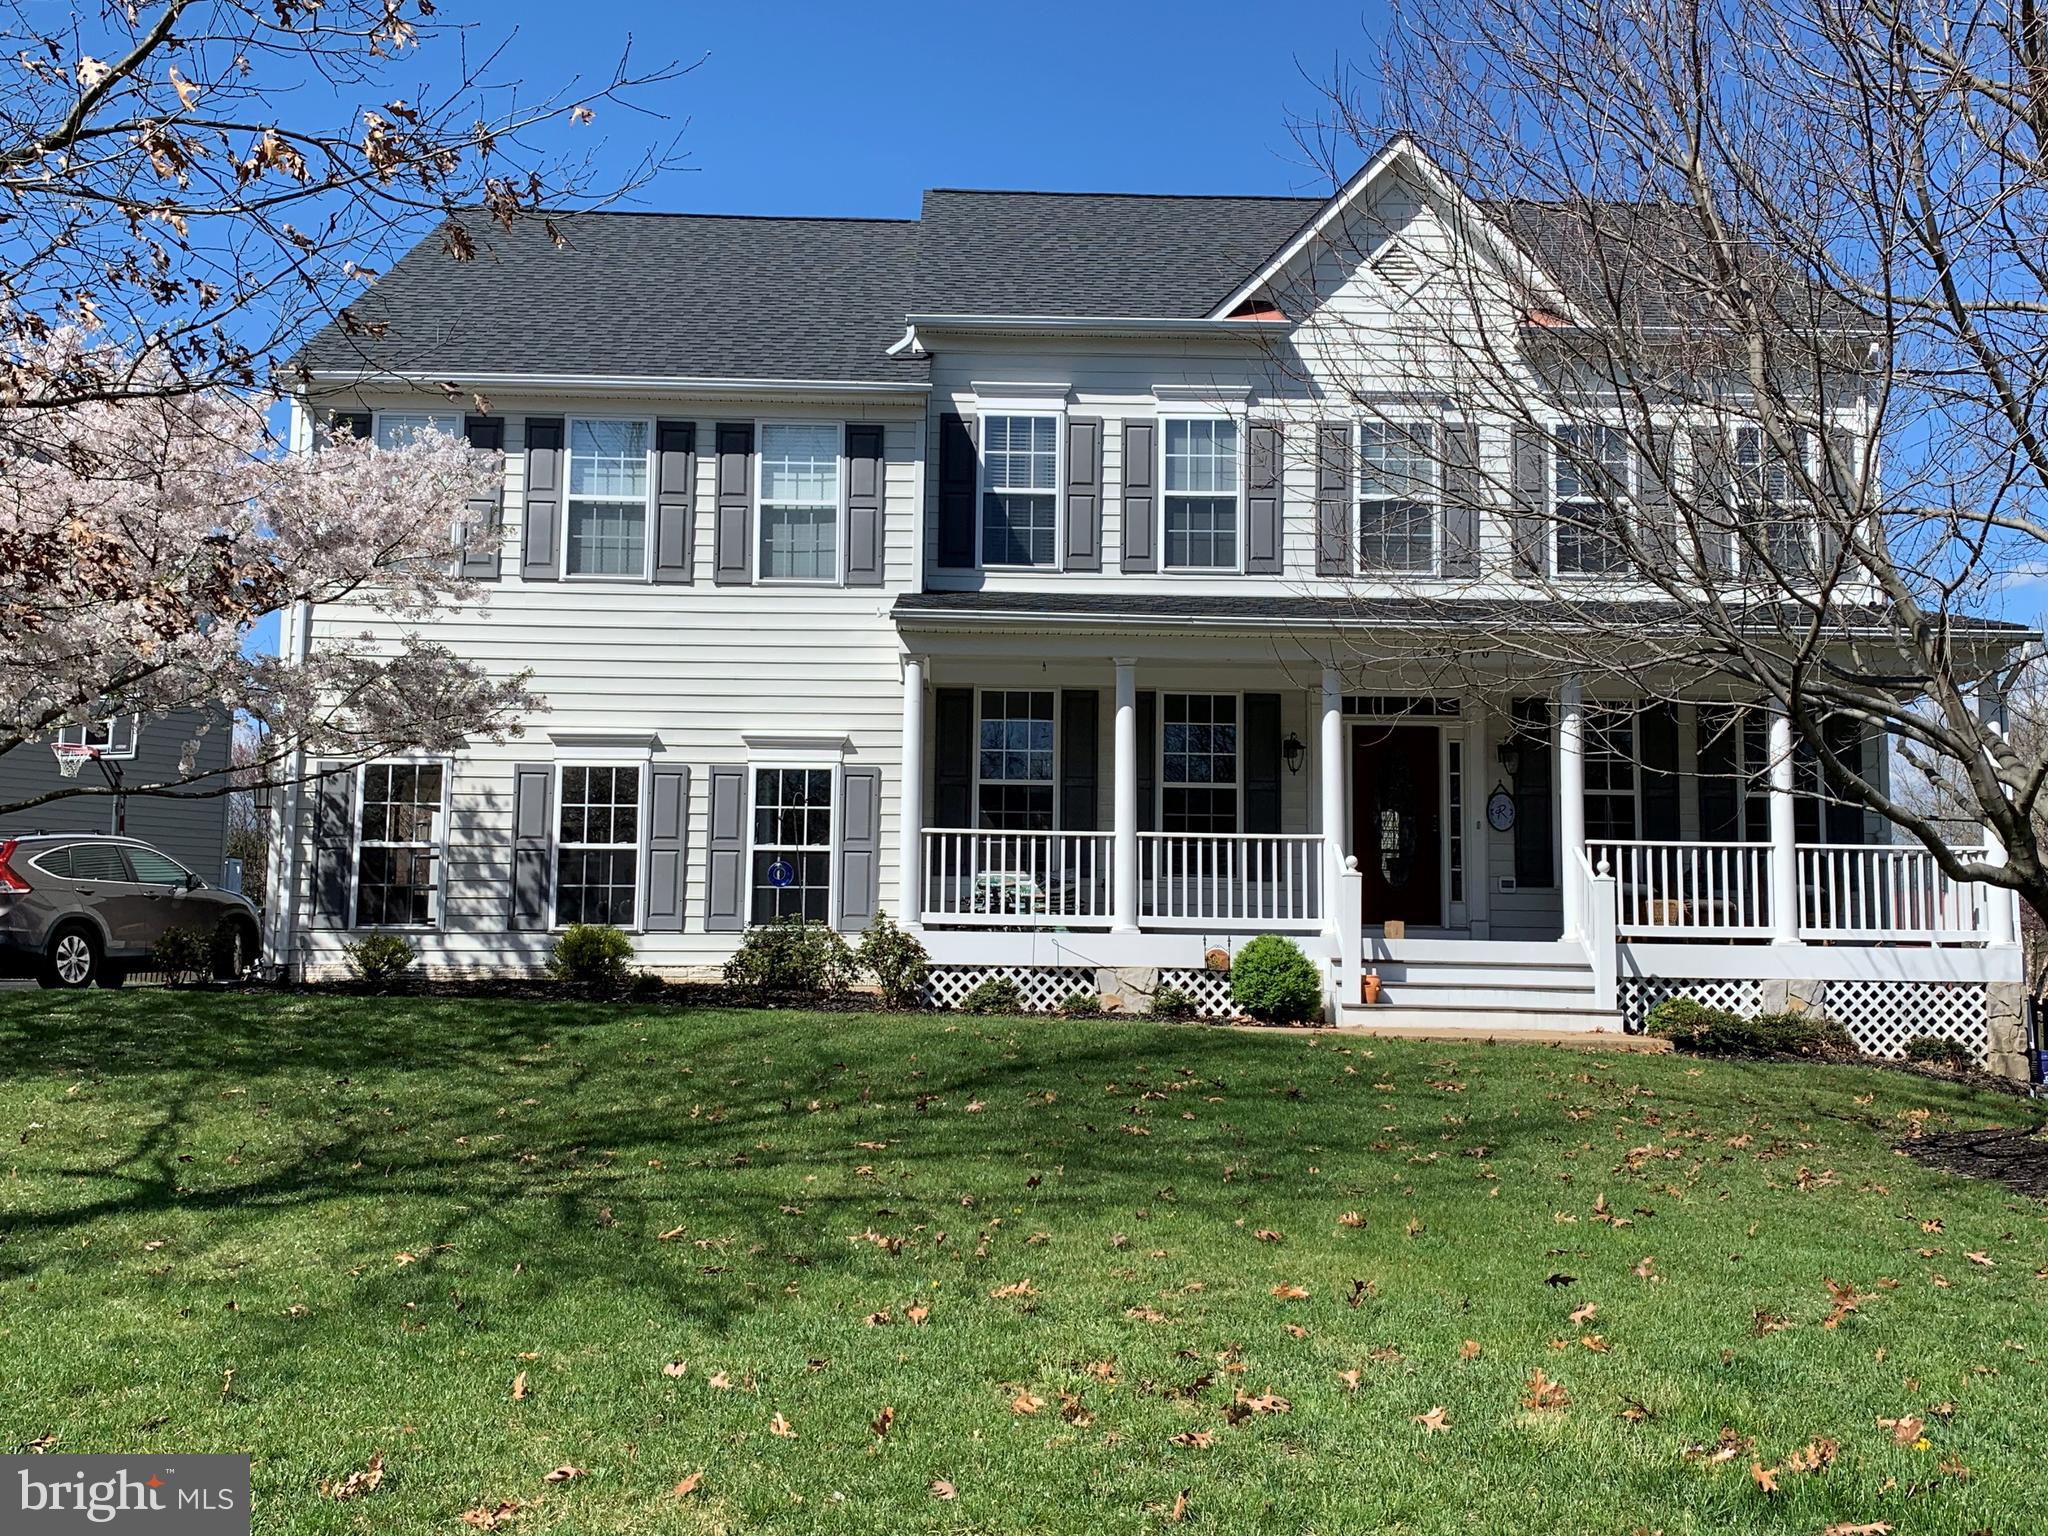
[556,765,639,925]
[751,767,833,922]
[977,690,1055,829]
[355,761,445,925]
[1161,693,1238,833]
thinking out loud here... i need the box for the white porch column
[1112,658,1139,932]
[1320,666,1346,934]
[1767,706,1802,945]
[898,653,926,929]
[1557,674,1586,940]
[1983,827,2019,948]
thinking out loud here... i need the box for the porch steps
[1329,1011,1659,1046]
[1351,938,1622,1033]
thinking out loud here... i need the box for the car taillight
[0,840,28,893]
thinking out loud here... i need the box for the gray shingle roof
[295,211,926,384]
[910,189,1319,318]
[891,589,2037,639]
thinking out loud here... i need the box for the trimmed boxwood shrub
[149,925,213,984]
[1904,1033,1976,1071]
[1149,984,1197,1021]
[342,932,417,987]
[724,916,857,996]
[958,975,1024,1015]
[1229,935,1323,1023]
[857,911,929,1009]
[547,923,635,989]
[1645,996,1853,1059]
[1057,989,1103,1018]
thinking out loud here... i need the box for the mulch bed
[1905,1126,2048,1200]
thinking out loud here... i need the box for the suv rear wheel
[41,924,102,988]
[213,918,258,981]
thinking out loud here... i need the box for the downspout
[265,395,316,977]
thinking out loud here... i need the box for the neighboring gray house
[265,137,2032,1072]
[1,709,234,881]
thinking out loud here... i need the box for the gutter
[300,369,931,401]
[903,313,1281,340]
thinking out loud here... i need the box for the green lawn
[2,995,2045,1535]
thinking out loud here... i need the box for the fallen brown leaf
[542,1465,585,1483]
[769,1412,796,1439]
[319,1452,385,1501]
[871,1405,895,1439]
[460,1500,526,1530]
[929,1479,957,1501]
[1413,1405,1451,1433]
[510,1371,528,1401]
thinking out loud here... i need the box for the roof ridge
[450,208,920,226]
[924,187,1327,203]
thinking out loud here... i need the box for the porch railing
[919,829,1115,928]
[1139,832,1323,929]
[1590,839,1773,939]
[1798,843,1990,944]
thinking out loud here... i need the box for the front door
[1351,724,1443,927]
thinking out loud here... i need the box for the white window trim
[550,759,647,932]
[973,686,1061,830]
[370,408,462,446]
[1731,423,1820,576]
[560,414,656,582]
[1356,418,1443,577]
[1550,421,1633,578]
[348,756,451,931]
[1159,412,1245,574]
[744,761,840,926]
[1581,703,1641,842]
[56,715,139,760]
[754,418,845,587]
[975,407,1064,570]
[1157,690,1244,833]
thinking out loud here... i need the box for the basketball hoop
[52,743,99,779]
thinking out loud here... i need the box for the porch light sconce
[1496,738,1523,781]
[1282,732,1306,775]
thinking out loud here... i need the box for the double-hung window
[1163,418,1239,570]
[374,411,459,448]
[977,690,1055,830]
[1161,693,1238,833]
[565,419,651,577]
[980,414,1059,567]
[355,760,445,926]
[1583,708,1638,841]
[751,767,833,922]
[1554,425,1631,576]
[555,765,640,925]
[1357,421,1437,572]
[1733,425,1813,577]
[759,423,840,581]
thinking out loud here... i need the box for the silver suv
[0,834,260,988]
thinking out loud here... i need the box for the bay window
[977,690,1055,830]
[1161,693,1238,833]
[1163,418,1239,570]
[759,423,840,581]
[1358,421,1437,572]
[751,766,834,922]
[555,764,640,925]
[980,414,1059,567]
[565,418,650,577]
[355,761,445,927]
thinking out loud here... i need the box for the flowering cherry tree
[0,333,537,817]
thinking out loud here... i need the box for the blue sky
[245,2,1380,661]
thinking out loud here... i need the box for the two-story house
[266,138,2032,1075]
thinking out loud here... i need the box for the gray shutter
[1243,693,1283,834]
[1315,422,1352,574]
[1637,427,1676,577]
[1510,426,1548,577]
[1687,428,1735,577]
[713,422,753,584]
[1509,699,1553,886]
[1059,689,1100,831]
[1639,701,1680,840]
[705,766,747,931]
[1137,691,1158,832]
[1441,421,1481,578]
[643,765,690,931]
[319,410,371,448]
[652,419,696,584]
[1695,704,1740,840]
[837,765,881,931]
[310,764,355,929]
[521,417,564,581]
[936,413,977,568]
[1822,716,1866,843]
[509,763,552,930]
[1246,423,1283,574]
[844,423,886,586]
[1120,419,1157,573]
[460,415,505,579]
[933,688,974,827]
[1063,415,1104,571]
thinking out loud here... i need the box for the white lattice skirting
[926,964,1238,1017]
[1621,976,1990,1062]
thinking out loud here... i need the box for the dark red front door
[1351,724,1443,926]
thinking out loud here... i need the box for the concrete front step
[1374,984,1603,1012]
[1362,963,1595,989]
[1337,1003,1626,1036]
